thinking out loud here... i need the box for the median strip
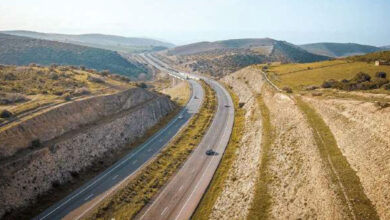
[84,80,217,220]
[192,87,245,220]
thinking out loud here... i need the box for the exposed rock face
[0,88,175,218]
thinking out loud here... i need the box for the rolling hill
[300,42,382,57]
[1,30,174,53]
[165,38,330,77]
[0,33,148,78]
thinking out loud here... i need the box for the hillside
[1,30,174,53]
[347,50,390,63]
[164,38,329,77]
[300,42,382,57]
[0,33,148,78]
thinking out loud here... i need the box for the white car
[178,114,184,119]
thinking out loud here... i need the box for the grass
[84,80,217,220]
[246,89,274,220]
[192,86,245,220]
[161,81,191,106]
[265,60,390,92]
[0,65,133,125]
[296,97,379,220]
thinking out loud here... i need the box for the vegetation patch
[85,81,217,220]
[321,72,389,91]
[265,59,390,92]
[247,91,274,220]
[296,97,379,220]
[192,86,245,220]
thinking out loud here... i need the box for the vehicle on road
[224,104,230,108]
[178,114,184,119]
[206,149,218,156]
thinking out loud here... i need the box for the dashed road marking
[112,175,119,180]
[161,207,168,216]
[84,194,94,201]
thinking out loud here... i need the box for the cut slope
[2,30,174,52]
[300,42,382,57]
[0,33,147,78]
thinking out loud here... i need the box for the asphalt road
[34,80,204,220]
[138,54,234,220]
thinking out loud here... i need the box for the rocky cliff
[0,87,175,218]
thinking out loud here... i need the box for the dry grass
[84,80,217,220]
[0,65,133,123]
[192,86,245,220]
[161,81,191,106]
[246,90,274,220]
[296,97,379,220]
[265,60,390,92]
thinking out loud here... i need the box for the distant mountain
[299,42,382,57]
[166,38,329,77]
[0,33,148,78]
[1,30,174,53]
[382,45,390,50]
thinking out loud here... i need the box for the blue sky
[0,0,389,46]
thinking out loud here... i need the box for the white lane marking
[132,160,138,165]
[112,175,119,180]
[179,185,183,192]
[84,194,94,201]
[161,207,168,216]
[39,99,191,220]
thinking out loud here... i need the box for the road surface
[34,81,204,220]
[138,54,234,220]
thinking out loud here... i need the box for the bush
[137,82,147,88]
[0,109,13,118]
[31,139,41,148]
[322,79,338,88]
[282,87,293,93]
[73,87,90,96]
[376,102,390,109]
[238,102,245,108]
[384,84,390,90]
[0,93,29,104]
[375,72,387,79]
[63,95,72,101]
[52,180,60,188]
[352,72,371,83]
[87,75,105,83]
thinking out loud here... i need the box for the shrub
[238,102,245,108]
[137,82,147,88]
[322,79,338,88]
[100,70,110,76]
[73,87,90,96]
[352,72,371,83]
[376,102,390,109]
[52,180,60,188]
[0,109,13,118]
[0,93,29,104]
[384,84,390,90]
[31,139,41,148]
[64,95,72,101]
[49,72,59,80]
[375,72,387,79]
[282,87,293,93]
[87,75,105,83]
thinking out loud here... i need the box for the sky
[0,0,389,46]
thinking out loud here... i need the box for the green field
[265,60,390,92]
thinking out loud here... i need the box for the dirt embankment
[259,86,348,219]
[304,96,390,219]
[208,66,264,219]
[0,88,175,219]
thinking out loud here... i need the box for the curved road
[138,54,234,220]
[34,79,204,219]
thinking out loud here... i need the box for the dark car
[224,105,230,108]
[206,149,218,156]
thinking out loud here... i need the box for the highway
[34,79,204,219]
[138,54,234,220]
